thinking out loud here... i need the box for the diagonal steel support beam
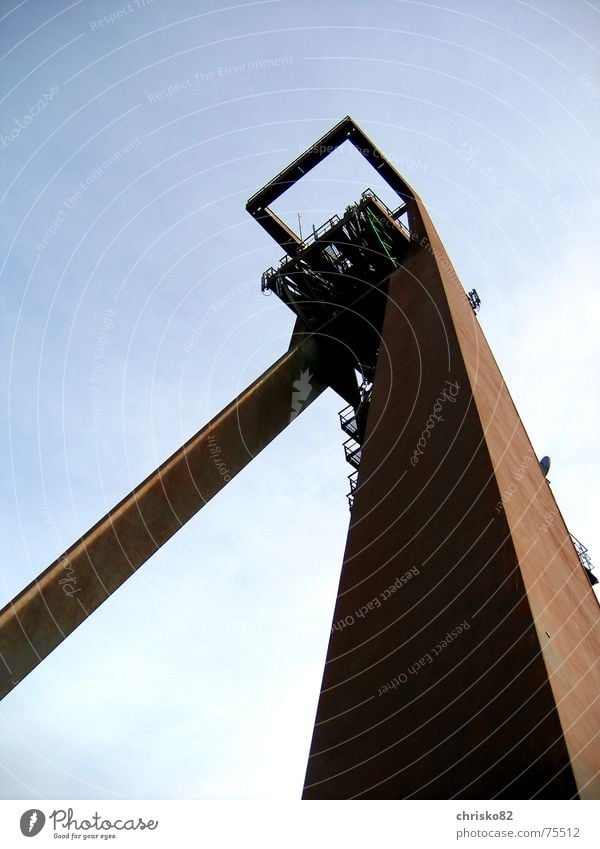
[0,344,326,700]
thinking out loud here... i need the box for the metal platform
[260,190,410,381]
[249,116,416,389]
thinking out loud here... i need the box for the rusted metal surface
[0,344,325,701]
[4,116,598,801]
[420,196,600,799]
[303,193,599,799]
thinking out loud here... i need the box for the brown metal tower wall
[303,202,600,799]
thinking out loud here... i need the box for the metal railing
[343,437,362,470]
[262,188,410,286]
[570,533,598,586]
[339,405,359,438]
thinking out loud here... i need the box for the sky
[0,0,598,800]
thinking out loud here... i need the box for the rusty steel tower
[1,118,598,799]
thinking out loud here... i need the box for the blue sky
[1,0,598,799]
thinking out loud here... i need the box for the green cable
[365,208,396,264]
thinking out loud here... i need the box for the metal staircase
[339,380,373,509]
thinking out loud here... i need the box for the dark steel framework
[0,116,415,702]
[246,115,416,253]
[1,117,598,800]
[248,117,416,436]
